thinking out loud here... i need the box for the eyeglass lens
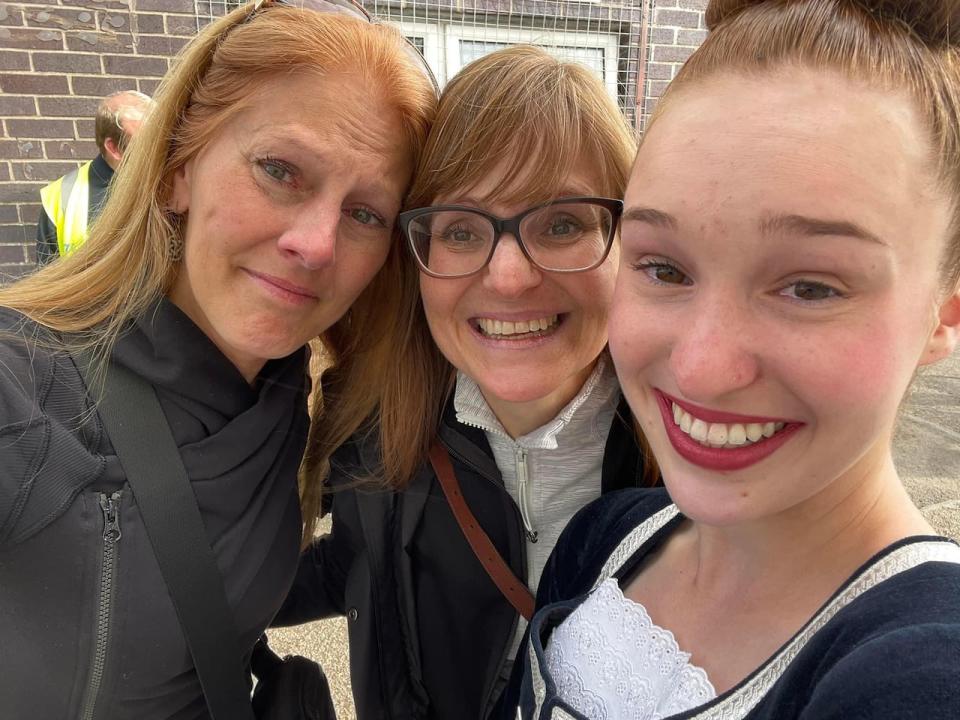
[407,201,614,276]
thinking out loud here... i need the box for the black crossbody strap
[78,355,255,720]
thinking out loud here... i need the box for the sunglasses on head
[249,0,439,95]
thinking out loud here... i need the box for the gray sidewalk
[268,351,960,719]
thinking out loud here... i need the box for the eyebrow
[760,214,888,247]
[622,207,678,230]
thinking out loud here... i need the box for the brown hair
[300,45,651,536]
[0,4,437,543]
[649,0,960,291]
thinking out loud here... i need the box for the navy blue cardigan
[518,488,960,719]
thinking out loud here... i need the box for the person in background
[519,1,960,718]
[0,1,436,718]
[276,45,657,720]
[36,89,154,264]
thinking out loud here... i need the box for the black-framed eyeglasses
[248,0,439,95]
[399,197,623,279]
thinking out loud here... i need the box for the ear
[919,287,960,366]
[167,161,193,215]
[103,137,124,167]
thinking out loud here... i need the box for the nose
[669,295,760,403]
[482,234,542,297]
[276,204,338,270]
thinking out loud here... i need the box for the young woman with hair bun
[517,1,960,717]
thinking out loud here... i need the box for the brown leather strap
[429,439,535,621]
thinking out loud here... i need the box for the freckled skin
[611,68,955,526]
[167,71,412,382]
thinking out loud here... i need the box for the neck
[482,360,597,438]
[683,450,932,600]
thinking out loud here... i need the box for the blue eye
[259,158,294,184]
[348,207,386,228]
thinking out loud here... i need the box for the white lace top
[545,578,716,720]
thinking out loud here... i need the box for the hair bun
[706,0,960,48]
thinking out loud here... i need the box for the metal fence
[201,0,650,127]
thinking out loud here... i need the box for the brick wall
[641,0,707,120]
[0,0,709,281]
[0,0,204,280]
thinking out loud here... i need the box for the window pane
[458,39,604,80]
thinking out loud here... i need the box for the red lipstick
[655,390,803,472]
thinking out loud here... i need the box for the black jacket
[0,301,309,720]
[275,395,651,720]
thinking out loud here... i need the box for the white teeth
[671,402,788,450]
[477,314,559,337]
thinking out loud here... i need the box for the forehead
[628,70,939,217]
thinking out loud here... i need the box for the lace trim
[532,537,960,720]
[545,578,716,720]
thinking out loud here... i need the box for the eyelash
[631,260,846,303]
[258,156,296,185]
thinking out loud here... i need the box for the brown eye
[633,260,691,286]
[781,280,840,302]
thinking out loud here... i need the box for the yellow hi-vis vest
[39,161,92,257]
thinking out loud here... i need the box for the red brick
[13,161,84,182]
[100,12,132,31]
[71,74,138,97]
[0,27,64,50]
[103,53,168,76]
[678,28,708,46]
[677,0,708,10]
[75,118,94,137]
[134,34,190,56]
[44,139,99,160]
[649,27,676,45]
[0,50,30,70]
[32,51,102,73]
[137,0,196,12]
[6,118,75,139]
[0,139,43,159]
[133,12,166,34]
[0,164,9,181]
[66,30,134,53]
[646,62,675,81]
[25,6,97,31]
[37,96,100,117]
[0,95,37,116]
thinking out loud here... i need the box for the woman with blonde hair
[277,45,657,719]
[518,1,960,717]
[0,1,436,718]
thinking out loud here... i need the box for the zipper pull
[515,448,538,543]
[99,492,122,543]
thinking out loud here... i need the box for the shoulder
[798,549,960,718]
[0,308,102,547]
[538,488,673,603]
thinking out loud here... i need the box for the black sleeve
[799,624,960,719]
[35,207,59,265]
[271,459,361,626]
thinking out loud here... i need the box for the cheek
[418,277,465,347]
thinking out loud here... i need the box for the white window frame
[394,19,619,98]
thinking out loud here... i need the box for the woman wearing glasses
[277,46,656,719]
[0,2,435,718]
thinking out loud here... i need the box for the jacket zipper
[514,447,537,543]
[79,492,122,720]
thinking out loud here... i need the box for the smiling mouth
[474,314,561,340]
[672,401,788,448]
